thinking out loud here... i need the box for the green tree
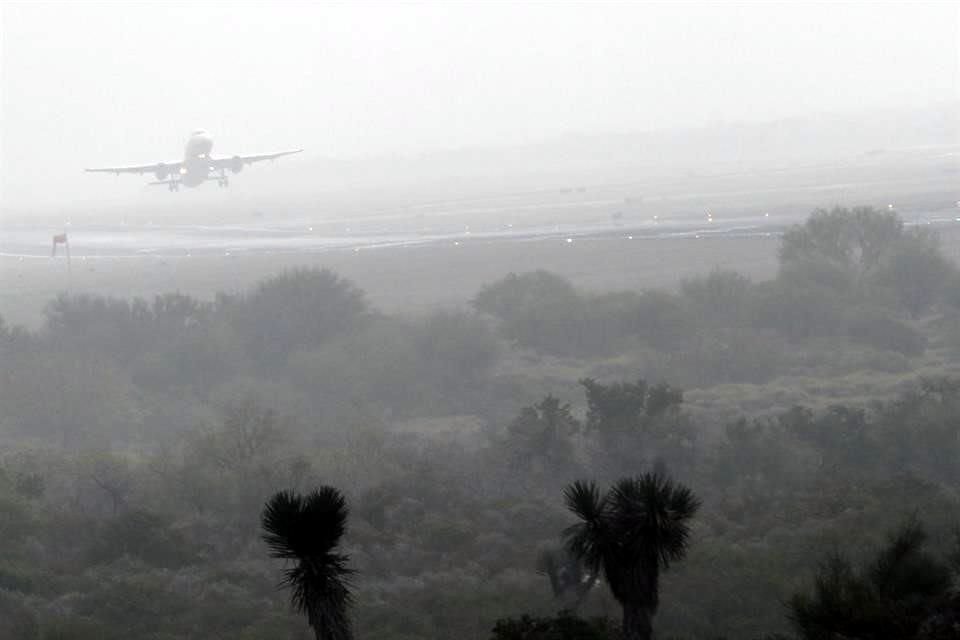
[680,268,753,327]
[563,473,700,640]
[789,519,953,640]
[536,544,597,612]
[261,487,354,640]
[472,271,588,355]
[580,379,682,436]
[508,395,580,473]
[871,231,953,316]
[222,268,369,369]
[779,206,904,274]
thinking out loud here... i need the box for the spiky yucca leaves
[790,518,953,640]
[261,487,353,640]
[563,473,700,640]
[607,475,699,609]
[563,480,612,580]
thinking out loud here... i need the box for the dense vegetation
[0,207,958,638]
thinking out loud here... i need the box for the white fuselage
[180,130,215,187]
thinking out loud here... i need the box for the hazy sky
[1,1,957,207]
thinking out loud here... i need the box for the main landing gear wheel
[217,177,229,188]
[167,181,179,192]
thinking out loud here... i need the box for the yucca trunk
[622,602,653,640]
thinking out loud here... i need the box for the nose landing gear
[217,177,230,188]
[167,181,180,192]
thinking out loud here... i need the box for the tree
[261,487,353,640]
[508,395,580,474]
[536,544,597,612]
[563,473,700,640]
[681,268,753,327]
[222,268,369,369]
[871,231,953,316]
[84,452,133,515]
[472,271,588,355]
[779,206,904,275]
[580,379,682,436]
[789,518,953,640]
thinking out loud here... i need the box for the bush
[219,268,369,368]
[844,308,926,356]
[491,612,621,640]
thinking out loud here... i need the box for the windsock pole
[52,233,71,274]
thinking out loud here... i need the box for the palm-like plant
[261,487,353,640]
[563,473,700,640]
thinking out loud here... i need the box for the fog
[3,4,960,640]
[2,2,957,209]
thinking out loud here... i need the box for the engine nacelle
[154,163,169,181]
[229,156,244,174]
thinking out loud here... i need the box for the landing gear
[217,177,229,188]
[167,181,180,192]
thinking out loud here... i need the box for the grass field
[9,222,960,329]
[0,232,784,327]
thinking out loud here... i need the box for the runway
[6,207,960,262]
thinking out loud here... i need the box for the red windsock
[52,233,68,257]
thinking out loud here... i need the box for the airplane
[85,130,302,191]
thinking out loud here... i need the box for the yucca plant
[563,473,700,640]
[261,487,353,640]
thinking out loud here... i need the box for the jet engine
[229,156,244,174]
[154,163,170,181]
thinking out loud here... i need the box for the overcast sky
[1,1,957,207]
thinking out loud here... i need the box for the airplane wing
[85,161,182,176]
[210,149,303,169]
